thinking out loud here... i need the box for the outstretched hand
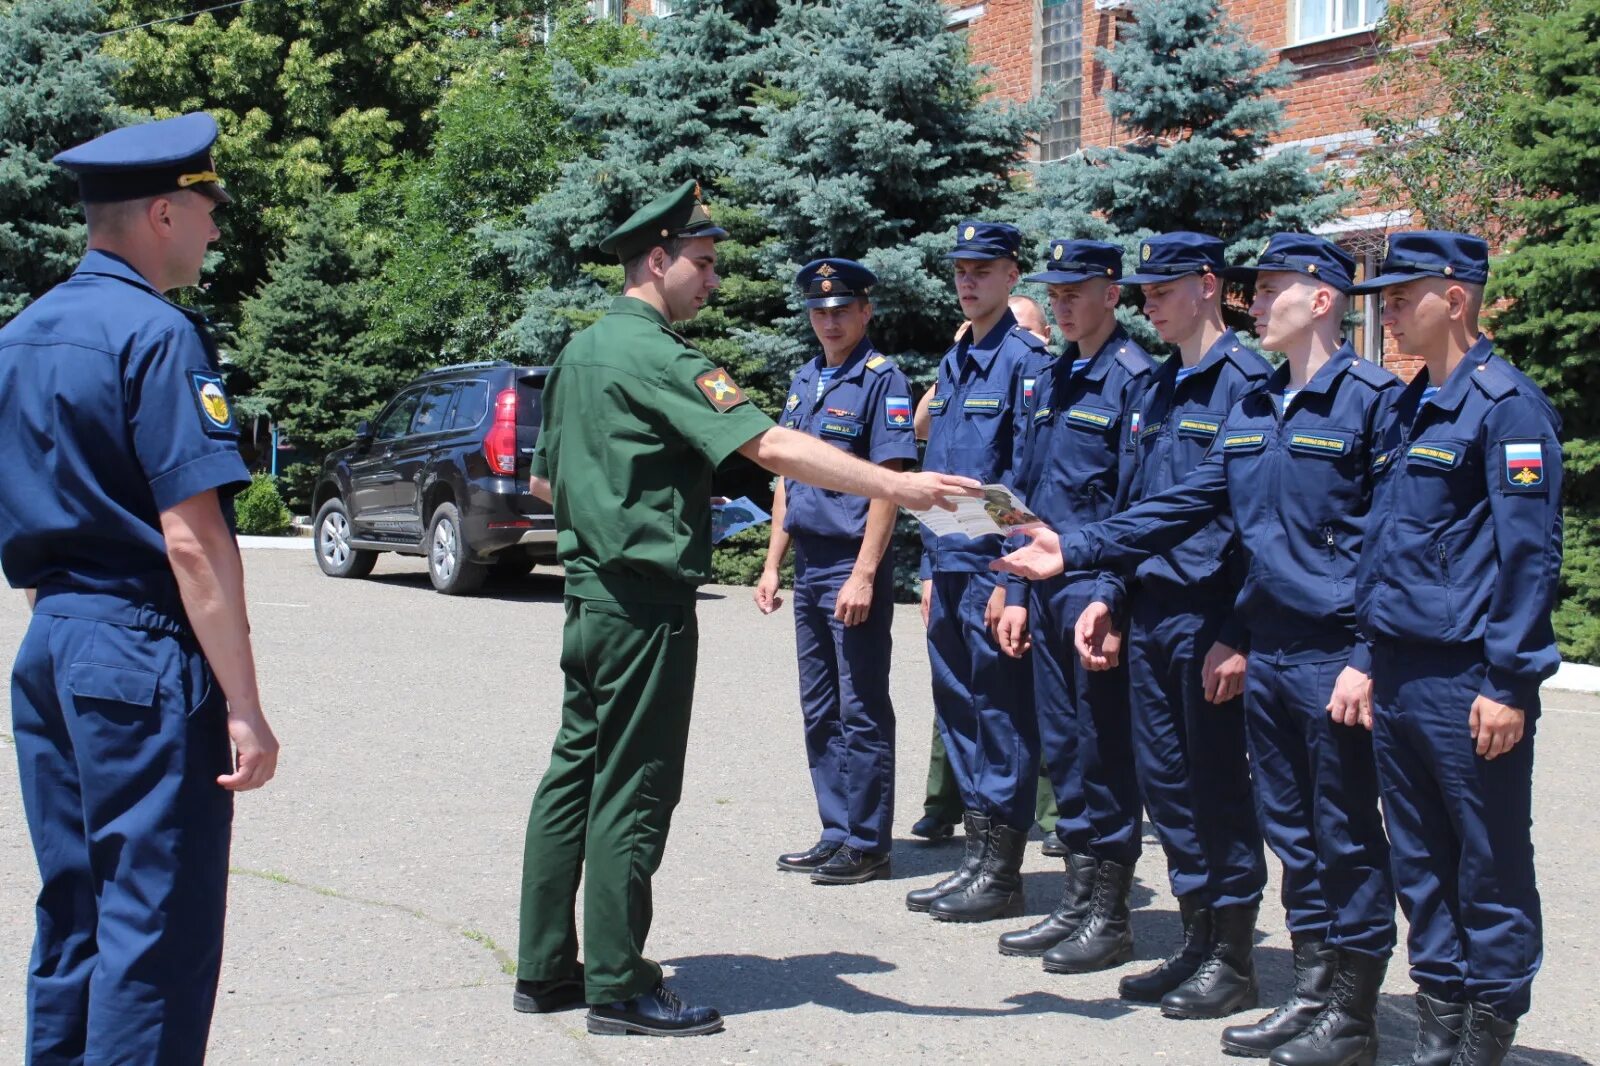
[988,524,1065,581]
[893,472,982,512]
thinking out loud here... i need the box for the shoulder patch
[695,367,749,412]
[1469,359,1518,402]
[189,370,237,436]
[1502,439,1547,492]
[885,395,912,429]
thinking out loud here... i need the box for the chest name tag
[1372,449,1393,473]
[1141,421,1163,440]
[1408,444,1461,469]
[1288,433,1350,457]
[1033,406,1054,424]
[1066,407,1114,429]
[1223,432,1266,450]
[820,420,862,440]
[964,396,1002,413]
[1177,417,1220,439]
[928,396,949,414]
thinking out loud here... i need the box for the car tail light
[484,388,518,475]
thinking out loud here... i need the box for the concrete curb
[1544,661,1600,695]
[238,535,312,551]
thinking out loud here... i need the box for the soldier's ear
[1105,283,1122,308]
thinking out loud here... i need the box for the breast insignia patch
[696,368,748,412]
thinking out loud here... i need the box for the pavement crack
[229,866,516,976]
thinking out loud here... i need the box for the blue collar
[956,308,1018,374]
[1404,334,1494,415]
[73,249,210,326]
[1267,342,1358,399]
[1066,324,1131,383]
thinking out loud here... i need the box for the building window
[945,3,986,28]
[653,0,675,15]
[1039,0,1083,162]
[1292,0,1385,44]
[588,0,623,21]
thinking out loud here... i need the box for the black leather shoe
[930,822,1028,923]
[1384,993,1467,1066]
[811,846,890,885]
[1121,895,1212,1003]
[1221,938,1337,1057]
[1161,902,1259,1019]
[776,839,840,873]
[912,813,957,841]
[1447,1002,1516,1066]
[998,852,1096,957]
[1041,834,1067,858]
[513,966,585,1014]
[1041,858,1136,974]
[587,982,724,1037]
[1270,950,1386,1066]
[907,811,989,912]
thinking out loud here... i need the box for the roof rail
[418,360,513,377]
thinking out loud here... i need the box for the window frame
[1038,0,1084,163]
[408,383,461,438]
[1288,0,1386,47]
[373,389,426,442]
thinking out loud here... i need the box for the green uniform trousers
[924,721,1057,831]
[518,596,697,1003]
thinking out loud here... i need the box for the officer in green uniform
[513,180,977,1038]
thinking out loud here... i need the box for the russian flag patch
[1504,440,1545,491]
[886,396,911,428]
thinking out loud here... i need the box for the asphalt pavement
[1,549,1595,1065]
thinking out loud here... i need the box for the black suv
[310,361,555,594]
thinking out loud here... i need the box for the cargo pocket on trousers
[68,662,159,723]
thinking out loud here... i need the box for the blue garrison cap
[946,220,1022,261]
[796,258,876,309]
[1122,232,1226,285]
[1349,231,1490,293]
[1222,233,1357,294]
[52,112,232,205]
[1024,239,1123,285]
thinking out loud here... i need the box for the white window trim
[946,4,985,27]
[1287,0,1385,48]
[653,0,676,16]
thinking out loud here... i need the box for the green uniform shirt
[534,296,775,604]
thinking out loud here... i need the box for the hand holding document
[905,483,1041,540]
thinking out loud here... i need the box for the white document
[908,483,1042,540]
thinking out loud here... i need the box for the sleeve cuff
[1346,642,1372,675]
[919,555,932,582]
[149,449,251,513]
[1482,666,1542,711]
[702,407,776,469]
[1004,577,1028,608]
[870,443,921,465]
[1216,615,1248,652]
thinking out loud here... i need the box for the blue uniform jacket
[921,309,1046,576]
[1006,325,1156,611]
[1063,345,1399,664]
[0,251,249,621]
[779,338,920,541]
[1356,335,1563,708]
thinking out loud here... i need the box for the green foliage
[1485,0,1600,660]
[0,0,122,320]
[1358,0,1566,241]
[1018,0,1347,340]
[232,195,392,509]
[234,473,293,535]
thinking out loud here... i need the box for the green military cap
[599,179,729,261]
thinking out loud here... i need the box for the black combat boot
[906,811,989,913]
[997,852,1096,957]
[1120,895,1213,1003]
[1220,938,1338,1057]
[1447,1003,1517,1066]
[1386,993,1467,1066]
[929,822,1028,922]
[1160,902,1259,1019]
[1270,950,1387,1066]
[1042,858,1136,974]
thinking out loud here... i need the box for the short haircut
[623,237,687,285]
[83,196,156,237]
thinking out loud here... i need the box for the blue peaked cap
[53,112,232,205]
[796,258,877,308]
[1350,231,1490,293]
[1024,239,1123,285]
[1222,233,1357,294]
[1121,231,1226,284]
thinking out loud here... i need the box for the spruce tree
[232,197,391,509]
[1018,0,1346,335]
[1487,0,1600,659]
[0,0,122,321]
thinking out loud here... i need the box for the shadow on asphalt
[663,951,1142,1020]
[362,569,727,603]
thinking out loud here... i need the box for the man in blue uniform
[1075,232,1271,1018]
[1026,235,1401,1063]
[1348,232,1562,1066]
[906,221,1047,923]
[756,258,919,885]
[0,113,280,1065]
[991,239,1156,971]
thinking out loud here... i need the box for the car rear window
[450,380,489,431]
[516,376,544,428]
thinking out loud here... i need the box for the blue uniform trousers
[1245,646,1395,957]
[1030,574,1142,864]
[791,537,896,853]
[12,608,233,1066]
[1371,641,1542,1019]
[1127,589,1265,907]
[926,570,1036,830]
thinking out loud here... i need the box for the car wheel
[314,498,378,578]
[427,501,486,595]
[491,550,537,578]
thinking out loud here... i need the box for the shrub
[234,473,293,536]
